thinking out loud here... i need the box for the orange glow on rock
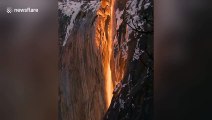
[106,0,115,108]
[95,0,115,109]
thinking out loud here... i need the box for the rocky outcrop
[58,0,113,120]
[104,0,153,120]
[58,0,153,120]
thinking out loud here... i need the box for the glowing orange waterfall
[106,0,115,108]
[96,0,115,109]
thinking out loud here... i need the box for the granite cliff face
[58,0,153,120]
[105,0,153,119]
[58,1,114,119]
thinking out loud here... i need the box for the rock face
[58,0,153,120]
[104,0,153,120]
[58,0,113,120]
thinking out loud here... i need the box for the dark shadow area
[155,0,212,120]
[0,0,58,120]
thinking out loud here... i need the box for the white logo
[7,7,13,13]
[6,7,39,14]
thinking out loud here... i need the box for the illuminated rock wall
[58,0,153,120]
[58,0,115,119]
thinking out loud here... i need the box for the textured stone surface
[58,0,114,119]
[58,0,153,120]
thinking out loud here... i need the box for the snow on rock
[144,2,151,9]
[121,42,128,60]
[58,1,100,46]
[133,46,144,61]
[132,37,145,61]
[122,83,127,88]
[113,102,117,108]
[114,0,146,61]
[126,0,144,32]
[115,9,124,30]
[114,9,130,60]
[119,98,125,110]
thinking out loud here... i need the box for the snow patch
[121,42,128,60]
[144,2,151,9]
[115,9,124,30]
[119,98,125,109]
[133,39,144,61]
[58,1,100,46]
